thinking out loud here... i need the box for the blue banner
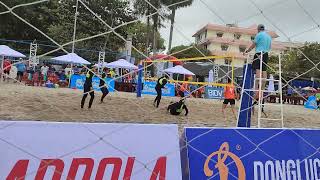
[184,128,320,180]
[205,87,224,99]
[70,75,115,92]
[142,81,175,97]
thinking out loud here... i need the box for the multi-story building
[192,23,301,68]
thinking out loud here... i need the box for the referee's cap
[258,24,265,31]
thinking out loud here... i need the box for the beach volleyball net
[0,0,320,179]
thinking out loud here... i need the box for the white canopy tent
[52,53,91,65]
[106,59,138,70]
[0,45,26,82]
[163,65,195,76]
[94,62,109,68]
[52,53,90,86]
[0,45,26,58]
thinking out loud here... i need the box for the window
[251,36,255,41]
[239,46,246,53]
[234,34,241,40]
[204,30,207,38]
[221,44,229,51]
[204,45,208,50]
[217,32,223,37]
[224,58,232,65]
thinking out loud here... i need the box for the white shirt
[41,66,49,75]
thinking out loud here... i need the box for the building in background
[192,23,301,68]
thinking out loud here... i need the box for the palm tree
[134,1,152,55]
[167,0,194,51]
[135,0,170,55]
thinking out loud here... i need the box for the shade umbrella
[163,65,195,76]
[208,69,214,87]
[52,53,91,65]
[106,59,138,69]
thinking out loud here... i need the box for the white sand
[0,83,319,129]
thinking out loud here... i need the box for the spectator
[16,59,26,82]
[64,65,72,77]
[3,59,11,82]
[41,64,49,82]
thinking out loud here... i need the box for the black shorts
[4,70,10,74]
[17,71,23,77]
[252,52,268,71]
[84,85,92,93]
[101,87,109,94]
[223,99,235,105]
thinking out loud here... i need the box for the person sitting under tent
[108,68,116,78]
[99,72,109,103]
[81,68,95,109]
[167,91,188,116]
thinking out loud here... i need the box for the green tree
[127,21,165,60]
[169,44,210,58]
[278,42,320,79]
[134,0,170,55]
[0,0,135,61]
[167,0,194,51]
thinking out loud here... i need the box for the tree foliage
[268,42,320,79]
[0,0,166,62]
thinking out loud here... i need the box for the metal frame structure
[237,53,284,128]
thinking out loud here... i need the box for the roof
[193,23,279,38]
[183,62,243,77]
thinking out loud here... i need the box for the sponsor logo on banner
[185,128,320,180]
[204,142,245,180]
[70,75,115,92]
[0,121,182,180]
[205,87,224,99]
[6,157,166,180]
[142,81,175,97]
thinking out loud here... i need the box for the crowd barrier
[70,74,115,92]
[142,81,175,97]
[204,87,224,99]
[2,121,320,180]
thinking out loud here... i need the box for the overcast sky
[159,0,320,48]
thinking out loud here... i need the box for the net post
[137,64,143,98]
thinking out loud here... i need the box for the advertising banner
[70,75,115,92]
[204,87,224,99]
[0,121,182,180]
[142,81,175,97]
[184,127,320,180]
